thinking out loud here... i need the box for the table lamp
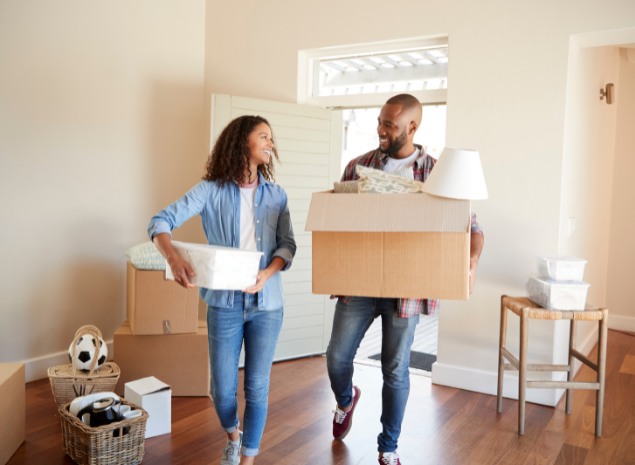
[421,147,488,200]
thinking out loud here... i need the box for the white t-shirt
[383,148,420,179]
[239,185,258,251]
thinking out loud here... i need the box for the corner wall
[0,0,207,380]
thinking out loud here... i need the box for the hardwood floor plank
[6,330,635,465]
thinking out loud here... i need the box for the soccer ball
[68,332,108,372]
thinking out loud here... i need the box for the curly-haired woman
[148,115,296,465]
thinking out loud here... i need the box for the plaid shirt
[336,145,484,317]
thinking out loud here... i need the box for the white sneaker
[379,451,402,465]
[220,432,242,465]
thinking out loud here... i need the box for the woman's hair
[203,115,279,184]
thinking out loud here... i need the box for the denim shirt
[147,174,296,310]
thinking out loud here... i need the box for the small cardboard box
[113,320,210,397]
[0,363,25,465]
[305,191,471,300]
[124,376,171,438]
[166,241,263,290]
[127,261,200,335]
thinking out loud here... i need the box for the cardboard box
[125,376,171,438]
[305,191,471,299]
[113,320,210,397]
[166,241,263,290]
[0,363,25,465]
[127,261,200,335]
[526,277,590,310]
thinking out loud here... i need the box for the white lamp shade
[421,147,488,200]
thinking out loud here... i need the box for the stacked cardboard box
[114,320,209,396]
[114,260,209,396]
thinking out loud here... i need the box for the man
[326,93,484,465]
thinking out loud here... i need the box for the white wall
[204,0,635,403]
[606,48,635,331]
[0,0,207,380]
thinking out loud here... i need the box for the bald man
[326,94,484,465]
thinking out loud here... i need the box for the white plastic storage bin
[537,256,587,281]
[526,277,590,310]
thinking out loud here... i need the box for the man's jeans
[326,296,419,453]
[207,291,283,457]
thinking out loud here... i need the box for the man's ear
[409,120,418,135]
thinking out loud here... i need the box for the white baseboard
[431,327,599,407]
[608,314,635,333]
[20,340,114,383]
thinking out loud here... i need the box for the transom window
[318,46,448,97]
[298,36,448,108]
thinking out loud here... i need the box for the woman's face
[247,122,274,166]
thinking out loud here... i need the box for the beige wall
[0,1,207,379]
[2,0,634,388]
[607,49,635,329]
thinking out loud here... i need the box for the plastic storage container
[537,256,587,281]
[526,277,590,310]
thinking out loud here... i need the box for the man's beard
[381,129,408,156]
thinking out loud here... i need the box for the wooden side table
[496,295,608,436]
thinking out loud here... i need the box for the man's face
[377,103,410,157]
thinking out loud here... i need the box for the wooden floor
[7,329,635,465]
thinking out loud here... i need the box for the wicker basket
[49,325,120,405]
[48,362,121,405]
[59,398,148,465]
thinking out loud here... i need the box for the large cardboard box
[125,376,171,438]
[0,363,25,465]
[127,261,200,335]
[114,320,210,397]
[305,191,471,300]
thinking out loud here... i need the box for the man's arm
[469,231,484,294]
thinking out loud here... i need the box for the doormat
[368,351,437,372]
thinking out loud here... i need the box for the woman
[148,115,296,465]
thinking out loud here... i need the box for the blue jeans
[207,291,283,457]
[326,297,419,453]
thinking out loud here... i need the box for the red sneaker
[379,452,401,465]
[332,385,361,440]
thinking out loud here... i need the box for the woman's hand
[153,233,196,288]
[243,268,273,294]
[243,256,286,294]
[168,255,196,288]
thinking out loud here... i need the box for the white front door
[210,94,342,361]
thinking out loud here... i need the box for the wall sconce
[600,83,614,104]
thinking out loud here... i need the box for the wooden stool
[496,295,608,436]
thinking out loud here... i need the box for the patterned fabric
[355,165,425,194]
[335,145,484,317]
[126,241,166,270]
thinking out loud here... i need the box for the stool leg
[518,308,528,435]
[595,309,608,437]
[565,319,576,415]
[497,296,508,413]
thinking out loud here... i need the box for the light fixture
[421,147,489,200]
[600,83,614,104]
